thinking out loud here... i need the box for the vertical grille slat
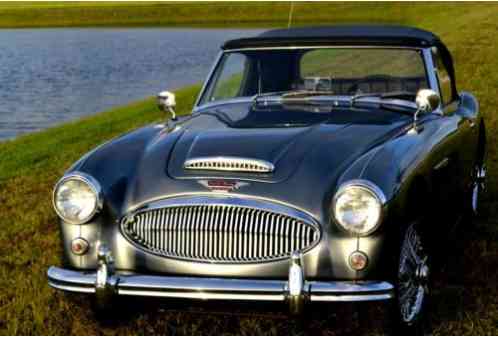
[268,213,274,257]
[163,209,168,254]
[123,201,320,263]
[197,206,203,260]
[178,208,184,257]
[185,207,192,258]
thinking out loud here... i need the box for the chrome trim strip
[128,196,320,233]
[309,280,394,294]
[127,193,314,218]
[194,51,223,108]
[193,97,253,112]
[194,46,426,110]
[48,283,96,294]
[47,266,394,302]
[184,156,275,173]
[434,157,450,171]
[118,290,286,301]
[120,196,321,264]
[336,179,387,205]
[195,96,419,114]
[422,47,443,114]
[47,267,96,293]
[224,45,424,52]
[310,294,393,302]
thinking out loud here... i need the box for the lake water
[0,28,263,141]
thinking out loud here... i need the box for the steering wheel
[347,74,396,95]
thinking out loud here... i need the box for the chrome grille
[184,156,274,173]
[121,198,320,263]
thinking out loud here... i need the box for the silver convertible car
[48,26,486,332]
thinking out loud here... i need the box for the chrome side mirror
[410,89,440,134]
[416,89,440,113]
[157,91,176,120]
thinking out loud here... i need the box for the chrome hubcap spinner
[472,165,486,213]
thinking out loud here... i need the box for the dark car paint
[60,92,482,281]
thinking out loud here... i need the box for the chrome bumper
[48,246,394,313]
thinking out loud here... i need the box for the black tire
[390,223,432,335]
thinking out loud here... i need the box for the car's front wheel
[392,224,432,334]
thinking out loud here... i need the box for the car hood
[168,102,410,182]
[126,102,411,220]
[168,123,327,183]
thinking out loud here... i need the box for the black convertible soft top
[223,25,443,50]
[223,25,457,98]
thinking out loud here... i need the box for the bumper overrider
[48,245,394,314]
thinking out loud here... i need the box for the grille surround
[184,156,274,173]
[120,196,320,264]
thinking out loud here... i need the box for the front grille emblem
[198,179,249,192]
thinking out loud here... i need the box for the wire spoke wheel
[398,225,430,325]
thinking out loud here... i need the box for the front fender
[58,124,166,269]
[334,118,441,279]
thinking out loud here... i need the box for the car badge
[198,179,249,192]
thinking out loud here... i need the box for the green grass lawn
[0,2,487,29]
[0,2,392,28]
[1,2,498,335]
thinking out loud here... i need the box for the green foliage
[1,3,498,335]
[210,73,244,102]
[301,49,426,78]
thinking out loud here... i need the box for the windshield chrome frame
[194,46,441,114]
[422,47,443,114]
[194,50,224,109]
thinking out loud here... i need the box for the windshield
[199,48,429,105]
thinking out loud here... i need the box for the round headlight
[332,180,385,235]
[53,173,102,224]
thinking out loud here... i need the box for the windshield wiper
[253,90,337,104]
[351,91,416,105]
[254,90,345,108]
[281,90,336,98]
[252,91,288,102]
[254,90,417,114]
[350,91,417,115]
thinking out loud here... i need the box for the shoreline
[0,84,201,181]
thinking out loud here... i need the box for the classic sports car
[48,26,486,332]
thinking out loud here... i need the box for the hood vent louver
[184,156,274,173]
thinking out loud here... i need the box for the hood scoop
[168,126,320,182]
[184,156,274,173]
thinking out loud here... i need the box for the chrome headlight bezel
[52,172,103,225]
[331,179,386,236]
